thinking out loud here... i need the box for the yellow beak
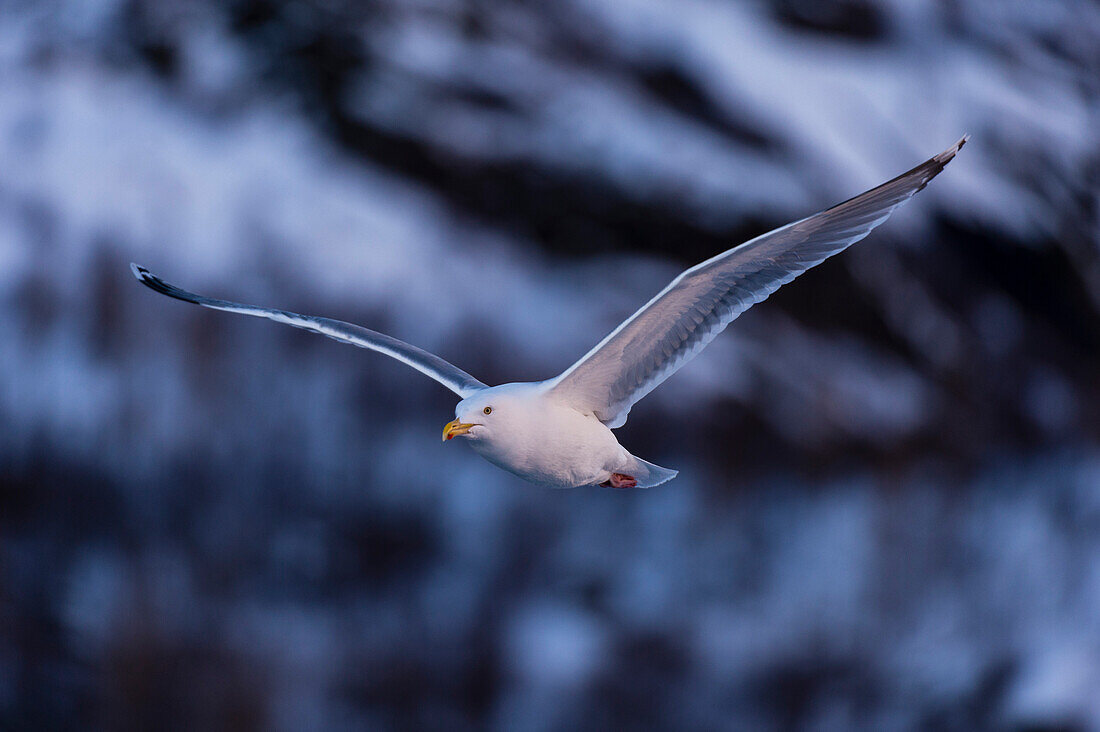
[442,419,477,442]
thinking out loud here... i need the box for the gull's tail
[628,455,679,488]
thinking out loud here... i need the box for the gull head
[442,382,544,444]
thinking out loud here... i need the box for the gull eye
[483,406,492,415]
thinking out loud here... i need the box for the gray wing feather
[131,264,487,398]
[548,136,968,428]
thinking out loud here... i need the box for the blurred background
[2,0,1099,729]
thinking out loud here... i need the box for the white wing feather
[547,137,968,428]
[131,264,487,398]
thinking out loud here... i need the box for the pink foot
[599,473,638,489]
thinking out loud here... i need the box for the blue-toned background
[2,0,1099,729]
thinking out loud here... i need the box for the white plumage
[132,137,966,488]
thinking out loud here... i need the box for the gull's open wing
[131,264,487,398]
[547,137,968,428]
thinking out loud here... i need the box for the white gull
[132,136,967,488]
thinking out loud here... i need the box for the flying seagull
[132,136,966,488]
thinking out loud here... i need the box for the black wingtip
[934,135,969,166]
[906,134,969,191]
[129,263,199,303]
[130,262,168,294]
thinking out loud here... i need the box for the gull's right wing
[546,136,968,428]
[131,264,488,398]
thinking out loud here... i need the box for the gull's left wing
[131,264,487,398]
[547,137,968,428]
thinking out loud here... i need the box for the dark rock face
[1,1,1099,729]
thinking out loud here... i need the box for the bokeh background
[2,0,1100,729]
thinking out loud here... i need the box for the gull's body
[132,137,967,489]
[450,382,676,488]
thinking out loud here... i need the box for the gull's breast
[472,401,626,488]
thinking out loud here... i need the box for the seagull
[132,136,966,488]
